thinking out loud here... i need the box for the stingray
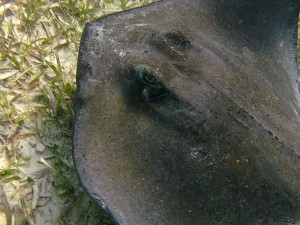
[73,0,300,224]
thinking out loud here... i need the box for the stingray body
[73,0,300,224]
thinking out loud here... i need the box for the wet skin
[73,0,300,224]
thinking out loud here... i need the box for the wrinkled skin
[73,0,300,224]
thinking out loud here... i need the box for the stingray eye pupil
[144,74,155,84]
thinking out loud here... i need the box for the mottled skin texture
[73,0,300,224]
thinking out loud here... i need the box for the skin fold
[73,0,300,224]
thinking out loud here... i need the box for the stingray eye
[134,66,168,102]
[136,67,158,86]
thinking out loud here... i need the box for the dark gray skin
[73,0,300,224]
